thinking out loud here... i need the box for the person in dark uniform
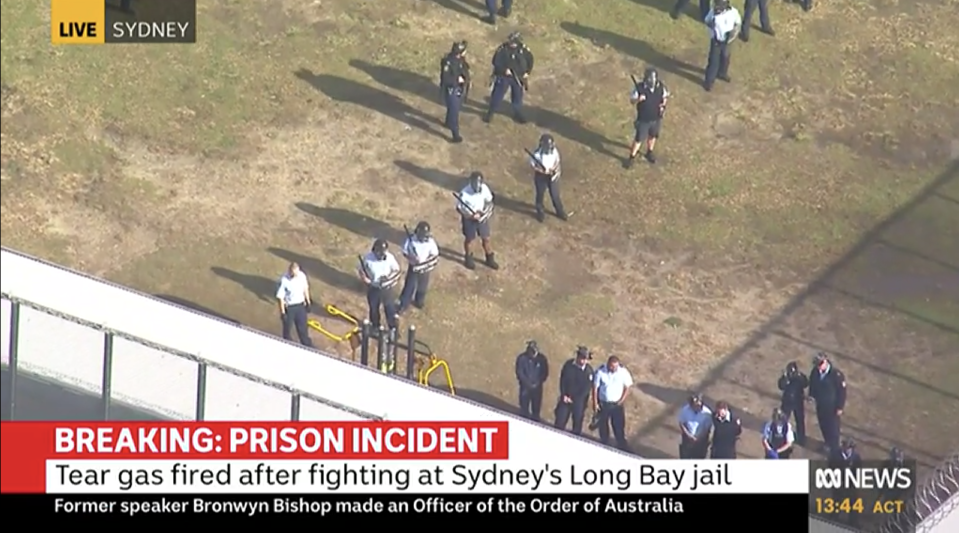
[829,439,863,527]
[626,67,669,168]
[554,346,595,435]
[740,0,774,42]
[881,447,909,502]
[439,41,471,144]
[357,239,402,333]
[809,351,847,453]
[515,340,549,421]
[484,0,513,24]
[778,361,808,445]
[528,133,568,222]
[670,0,712,21]
[709,401,743,458]
[398,221,439,313]
[762,407,795,459]
[703,0,742,92]
[484,32,534,124]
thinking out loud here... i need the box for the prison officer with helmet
[398,221,439,314]
[515,340,550,421]
[528,133,568,222]
[762,407,795,459]
[455,171,499,270]
[809,351,847,454]
[709,400,743,458]
[554,346,595,435]
[778,361,808,445]
[439,40,471,144]
[485,32,534,125]
[703,0,742,92]
[626,67,670,168]
[358,239,402,333]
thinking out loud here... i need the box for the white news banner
[46,459,810,494]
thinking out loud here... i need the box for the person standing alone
[276,262,313,347]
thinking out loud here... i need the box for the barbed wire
[879,451,959,533]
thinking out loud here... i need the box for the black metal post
[195,363,207,421]
[101,332,114,420]
[290,394,301,421]
[376,326,387,372]
[388,327,399,375]
[6,301,21,421]
[405,325,416,380]
[360,320,371,367]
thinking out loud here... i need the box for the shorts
[461,217,491,240]
[634,119,662,143]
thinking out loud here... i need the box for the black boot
[535,208,545,222]
[485,253,500,270]
[464,253,476,270]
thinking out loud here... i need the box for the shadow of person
[394,159,538,219]
[210,267,276,302]
[527,105,628,160]
[560,22,703,85]
[154,294,239,324]
[294,69,447,140]
[295,202,463,262]
[266,247,363,294]
[636,382,767,432]
[349,59,486,115]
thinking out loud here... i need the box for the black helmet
[771,407,785,422]
[372,238,389,258]
[414,221,431,240]
[525,340,539,354]
[507,31,522,45]
[538,133,555,152]
[642,67,659,88]
[468,170,484,191]
[785,361,799,374]
[450,40,467,55]
[715,0,731,12]
[688,394,704,408]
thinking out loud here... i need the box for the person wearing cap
[808,351,847,453]
[709,401,742,459]
[778,360,808,445]
[761,407,795,459]
[592,356,633,451]
[515,341,550,421]
[678,394,713,458]
[276,261,313,347]
[554,346,595,435]
[829,439,863,527]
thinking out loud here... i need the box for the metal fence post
[405,325,416,380]
[290,394,301,421]
[195,363,207,421]
[360,320,371,367]
[376,326,387,372]
[101,332,114,420]
[388,327,399,375]
[5,301,21,421]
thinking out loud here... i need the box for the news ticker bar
[51,0,196,44]
[7,493,810,526]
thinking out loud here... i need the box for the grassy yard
[2,0,957,462]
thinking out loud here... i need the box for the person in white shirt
[678,394,713,458]
[528,133,568,222]
[454,171,499,270]
[275,262,313,347]
[398,221,440,313]
[357,239,402,332]
[703,0,741,91]
[592,355,633,451]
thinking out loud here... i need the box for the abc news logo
[815,467,913,490]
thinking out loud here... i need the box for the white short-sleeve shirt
[529,148,561,179]
[594,365,633,403]
[276,271,309,306]
[456,183,494,215]
[705,7,742,41]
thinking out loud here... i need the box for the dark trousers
[281,303,313,347]
[554,396,588,435]
[781,401,806,444]
[817,406,841,451]
[398,270,430,311]
[704,39,731,89]
[534,174,565,216]
[597,402,628,450]
[766,448,793,459]
[485,0,512,16]
[710,446,737,459]
[672,0,711,20]
[367,287,398,330]
[680,434,709,458]
[443,89,463,137]
[742,0,772,38]
[488,76,524,116]
[518,385,544,421]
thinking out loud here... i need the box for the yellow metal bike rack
[417,352,455,396]
[307,304,361,355]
